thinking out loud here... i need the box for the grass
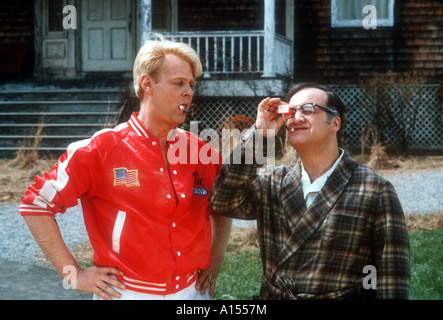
[214,227,443,300]
[214,249,262,300]
[409,228,443,300]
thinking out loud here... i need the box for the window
[152,0,170,31]
[331,0,394,28]
[48,0,64,32]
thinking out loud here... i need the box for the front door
[81,0,134,72]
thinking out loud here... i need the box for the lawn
[214,250,262,300]
[409,228,443,300]
[214,228,443,300]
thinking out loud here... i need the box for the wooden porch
[160,31,292,78]
[142,0,294,82]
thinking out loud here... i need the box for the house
[0,0,441,158]
[290,0,442,153]
[3,0,292,93]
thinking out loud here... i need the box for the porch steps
[0,82,124,159]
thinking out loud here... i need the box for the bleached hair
[133,34,202,100]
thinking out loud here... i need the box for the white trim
[331,0,394,28]
[128,119,143,137]
[112,211,127,254]
[129,115,150,138]
[187,272,197,283]
[19,209,53,213]
[123,276,167,287]
[39,181,57,203]
[124,283,166,292]
[122,275,167,292]
[123,276,166,291]
[19,204,54,214]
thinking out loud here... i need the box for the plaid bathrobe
[210,127,410,299]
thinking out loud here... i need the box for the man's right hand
[255,97,285,137]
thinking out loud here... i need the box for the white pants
[93,280,210,300]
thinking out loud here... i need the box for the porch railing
[160,31,291,77]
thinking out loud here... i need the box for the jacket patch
[193,187,208,196]
[192,170,208,196]
[113,168,140,187]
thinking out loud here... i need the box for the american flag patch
[113,168,140,187]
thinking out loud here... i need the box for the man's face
[148,54,195,127]
[286,88,336,148]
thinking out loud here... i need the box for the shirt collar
[301,148,344,199]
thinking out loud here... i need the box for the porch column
[286,0,294,42]
[286,0,294,76]
[140,0,152,46]
[262,0,275,77]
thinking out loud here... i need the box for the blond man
[20,36,231,300]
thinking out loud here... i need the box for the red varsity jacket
[20,113,222,294]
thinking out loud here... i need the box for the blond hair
[133,34,202,100]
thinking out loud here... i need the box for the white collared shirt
[301,148,344,208]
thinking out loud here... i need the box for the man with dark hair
[210,82,410,299]
[284,82,347,147]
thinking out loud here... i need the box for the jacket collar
[127,112,182,142]
[128,112,151,138]
[277,150,357,269]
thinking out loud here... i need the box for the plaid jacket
[210,128,410,299]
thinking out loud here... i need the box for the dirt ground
[0,159,53,203]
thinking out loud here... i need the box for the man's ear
[331,116,341,134]
[140,74,153,94]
